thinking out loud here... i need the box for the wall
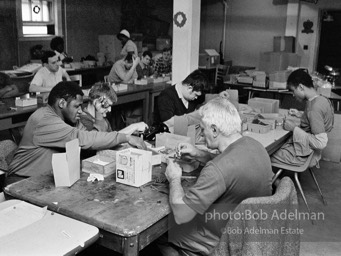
[200,0,287,68]
[0,0,18,70]
[297,0,341,71]
[65,0,121,62]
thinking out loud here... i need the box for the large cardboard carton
[273,36,295,52]
[116,149,152,187]
[52,139,80,187]
[199,49,220,68]
[259,52,301,75]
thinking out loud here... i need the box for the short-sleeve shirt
[183,136,273,236]
[300,95,334,134]
[107,59,137,84]
[120,40,138,57]
[30,66,67,89]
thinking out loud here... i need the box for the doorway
[317,10,341,74]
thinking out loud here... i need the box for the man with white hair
[160,97,273,255]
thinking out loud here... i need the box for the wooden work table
[4,124,290,255]
[4,166,192,256]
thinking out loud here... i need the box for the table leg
[123,236,139,256]
[143,91,150,123]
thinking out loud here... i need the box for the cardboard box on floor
[52,139,80,187]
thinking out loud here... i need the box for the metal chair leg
[272,169,283,185]
[294,173,315,224]
[309,168,327,205]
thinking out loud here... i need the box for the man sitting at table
[6,81,147,184]
[271,68,334,168]
[136,50,153,80]
[29,51,71,93]
[107,53,139,84]
[159,97,273,255]
[154,47,172,77]
[156,69,206,123]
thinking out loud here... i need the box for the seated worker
[78,82,146,134]
[153,47,172,77]
[159,97,273,255]
[271,68,334,167]
[29,51,71,93]
[107,53,139,84]
[136,51,153,79]
[117,29,138,58]
[156,69,206,123]
[0,72,20,98]
[50,36,73,64]
[6,81,147,183]
[78,82,117,132]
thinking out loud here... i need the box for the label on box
[116,148,152,187]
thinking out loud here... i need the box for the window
[17,0,62,39]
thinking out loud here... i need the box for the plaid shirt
[154,57,172,75]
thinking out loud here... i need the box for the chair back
[0,140,17,193]
[0,140,17,172]
[70,74,82,87]
[210,177,300,256]
[214,64,229,86]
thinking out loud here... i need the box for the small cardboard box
[112,84,128,91]
[247,123,272,134]
[155,133,192,150]
[82,155,116,177]
[134,78,153,85]
[248,97,279,113]
[116,148,152,187]
[15,97,37,107]
[52,139,80,187]
[199,49,220,68]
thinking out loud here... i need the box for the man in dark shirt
[156,69,207,123]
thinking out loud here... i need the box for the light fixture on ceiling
[323,11,334,22]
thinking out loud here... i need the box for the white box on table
[15,97,37,107]
[116,148,152,187]
[82,154,116,177]
[52,139,80,187]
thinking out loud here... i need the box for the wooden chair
[212,64,229,92]
[70,74,82,87]
[210,177,300,256]
[271,152,327,217]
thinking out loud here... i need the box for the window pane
[23,25,48,35]
[31,0,42,22]
[22,0,31,21]
[42,1,50,22]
